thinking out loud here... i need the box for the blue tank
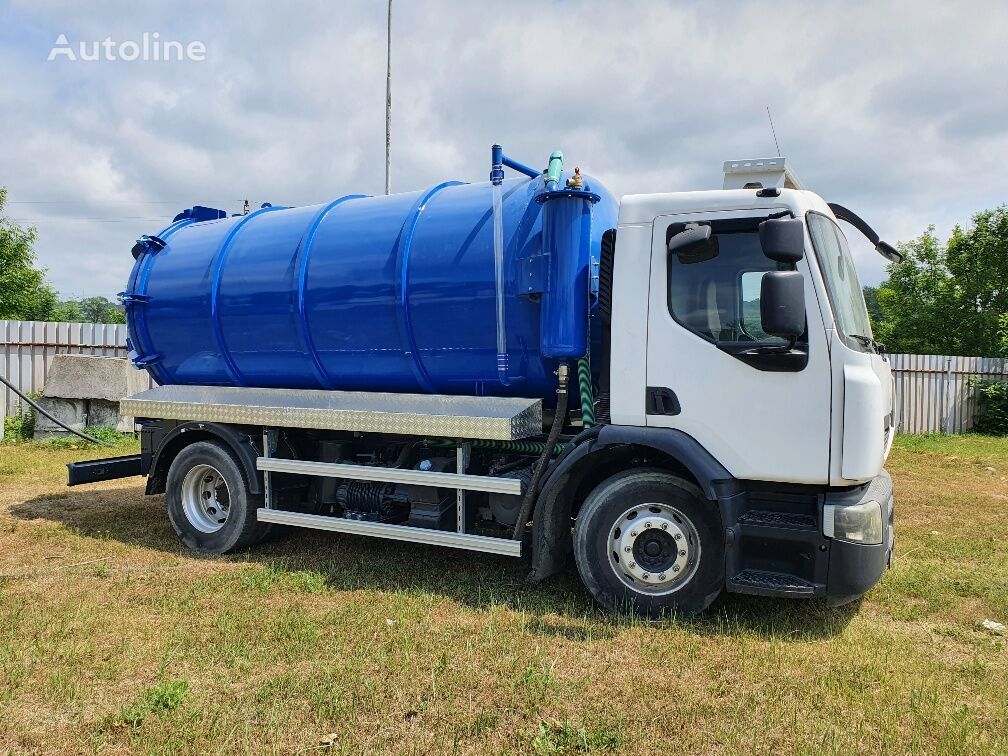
[124,156,617,400]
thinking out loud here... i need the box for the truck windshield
[806,211,874,347]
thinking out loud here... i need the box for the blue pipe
[490,144,542,183]
[502,155,541,179]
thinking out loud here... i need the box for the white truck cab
[589,158,895,608]
[613,176,894,487]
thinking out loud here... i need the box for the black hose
[511,363,569,541]
[0,373,113,446]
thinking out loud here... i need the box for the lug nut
[679,549,686,557]
[645,522,652,529]
[642,573,650,580]
[628,561,636,569]
[624,546,631,552]
[661,523,668,530]
[658,573,667,581]
[674,533,682,541]
[672,565,680,572]
[630,530,638,537]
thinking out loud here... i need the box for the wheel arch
[528,425,739,582]
[146,422,262,496]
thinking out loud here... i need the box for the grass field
[1,435,1006,755]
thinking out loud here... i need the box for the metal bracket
[262,428,278,509]
[118,292,151,306]
[518,254,548,296]
[456,442,471,533]
[130,353,162,369]
[131,234,167,260]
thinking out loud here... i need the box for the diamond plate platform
[120,385,543,441]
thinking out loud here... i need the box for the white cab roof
[618,188,832,226]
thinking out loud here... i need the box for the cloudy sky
[2,0,1006,299]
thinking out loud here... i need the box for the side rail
[255,430,523,557]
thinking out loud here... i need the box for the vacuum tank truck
[69,147,897,617]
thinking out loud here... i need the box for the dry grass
[0,435,1006,755]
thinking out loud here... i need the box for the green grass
[0,435,1006,754]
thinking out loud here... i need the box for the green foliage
[3,402,36,442]
[875,207,1008,356]
[532,719,622,754]
[49,295,125,324]
[973,381,1008,436]
[118,679,188,728]
[862,284,886,333]
[0,187,58,320]
[0,188,125,324]
[37,426,133,448]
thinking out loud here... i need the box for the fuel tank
[124,168,617,399]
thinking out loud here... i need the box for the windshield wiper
[848,334,885,354]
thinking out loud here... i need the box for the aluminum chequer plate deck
[121,384,542,440]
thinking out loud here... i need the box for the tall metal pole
[385,0,392,195]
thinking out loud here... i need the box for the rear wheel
[573,469,724,618]
[166,440,266,554]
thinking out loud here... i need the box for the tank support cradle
[256,429,522,557]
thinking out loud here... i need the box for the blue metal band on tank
[209,206,285,386]
[130,217,195,386]
[395,180,464,393]
[296,194,369,389]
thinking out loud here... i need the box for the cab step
[737,510,817,531]
[728,569,821,597]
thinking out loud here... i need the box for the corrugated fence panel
[3,321,1007,435]
[889,353,1008,434]
[1,320,153,416]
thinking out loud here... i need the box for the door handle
[646,387,681,416]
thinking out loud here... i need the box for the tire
[573,469,724,618]
[166,440,266,554]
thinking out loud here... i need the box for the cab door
[645,209,832,484]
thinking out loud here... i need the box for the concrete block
[34,397,88,439]
[36,355,145,437]
[88,399,134,433]
[42,355,149,403]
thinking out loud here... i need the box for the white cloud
[1,0,1006,297]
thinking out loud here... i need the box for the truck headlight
[823,500,883,545]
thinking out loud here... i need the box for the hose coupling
[556,363,570,395]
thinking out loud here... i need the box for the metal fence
[1,320,153,417]
[889,353,1007,434]
[2,320,1007,435]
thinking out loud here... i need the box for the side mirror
[758,217,804,264]
[761,270,805,339]
[668,224,719,264]
[875,241,903,263]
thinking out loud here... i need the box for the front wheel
[573,469,724,618]
[166,440,266,554]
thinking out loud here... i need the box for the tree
[862,285,885,333]
[79,296,126,324]
[875,206,1008,356]
[0,188,126,324]
[0,187,60,320]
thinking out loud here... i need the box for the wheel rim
[181,463,231,534]
[607,502,701,595]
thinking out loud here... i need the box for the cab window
[666,218,796,347]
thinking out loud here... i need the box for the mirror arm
[827,202,904,262]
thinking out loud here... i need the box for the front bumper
[824,469,894,605]
[725,469,894,602]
